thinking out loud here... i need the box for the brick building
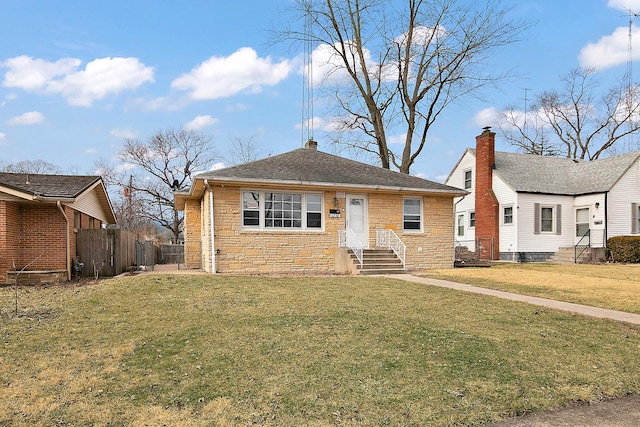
[174,141,465,274]
[0,173,117,283]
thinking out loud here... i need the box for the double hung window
[403,198,422,231]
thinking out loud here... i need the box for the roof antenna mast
[625,7,639,101]
[302,0,314,146]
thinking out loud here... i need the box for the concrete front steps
[548,246,592,264]
[349,248,406,275]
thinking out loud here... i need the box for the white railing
[338,228,364,267]
[376,229,406,268]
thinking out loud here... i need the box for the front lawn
[422,263,640,314]
[2,273,640,426]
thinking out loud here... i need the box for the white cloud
[388,133,407,145]
[210,162,226,170]
[471,107,501,128]
[608,0,640,12]
[0,132,5,140]
[171,47,291,100]
[226,103,250,112]
[579,26,635,70]
[294,116,326,131]
[1,55,154,106]
[2,55,80,90]
[6,111,44,125]
[110,127,137,139]
[185,115,219,131]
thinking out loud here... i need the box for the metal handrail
[338,228,364,267]
[376,229,406,268]
[575,229,591,263]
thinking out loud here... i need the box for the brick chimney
[305,139,318,150]
[475,127,500,260]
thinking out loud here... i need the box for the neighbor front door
[346,194,368,247]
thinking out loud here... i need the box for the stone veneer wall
[367,193,455,270]
[183,184,456,274]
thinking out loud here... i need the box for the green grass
[2,273,640,426]
[422,263,640,314]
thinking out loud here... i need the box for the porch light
[595,202,600,209]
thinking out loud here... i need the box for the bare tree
[224,135,265,165]
[501,68,640,160]
[281,0,528,173]
[97,128,218,243]
[0,159,62,174]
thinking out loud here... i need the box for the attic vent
[305,139,318,150]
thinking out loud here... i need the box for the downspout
[604,192,608,249]
[204,180,216,274]
[57,201,71,281]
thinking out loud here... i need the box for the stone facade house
[174,141,466,274]
[446,128,640,263]
[0,173,117,283]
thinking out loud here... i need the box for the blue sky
[1,0,640,182]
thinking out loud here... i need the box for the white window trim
[534,203,562,235]
[502,205,514,226]
[468,210,475,228]
[241,189,324,231]
[463,169,472,190]
[457,213,465,237]
[402,197,423,232]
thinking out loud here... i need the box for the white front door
[575,207,590,244]
[346,194,368,247]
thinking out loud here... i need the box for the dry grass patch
[423,263,640,314]
[2,274,640,426]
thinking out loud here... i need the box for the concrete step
[348,248,407,275]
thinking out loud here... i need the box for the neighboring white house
[446,128,640,262]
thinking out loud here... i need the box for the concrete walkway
[382,274,640,325]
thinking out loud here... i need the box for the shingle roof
[487,150,640,195]
[196,147,465,195]
[0,172,102,198]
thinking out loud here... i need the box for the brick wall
[0,201,19,283]
[18,204,68,271]
[475,128,500,260]
[0,201,101,283]
[183,184,456,274]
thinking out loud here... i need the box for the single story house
[0,173,117,283]
[446,128,640,262]
[174,140,466,274]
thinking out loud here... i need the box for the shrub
[607,236,640,263]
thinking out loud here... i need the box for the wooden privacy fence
[76,229,140,277]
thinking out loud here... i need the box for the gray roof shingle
[197,147,465,194]
[0,172,101,198]
[487,150,640,194]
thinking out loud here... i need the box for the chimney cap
[482,126,492,133]
[305,139,318,150]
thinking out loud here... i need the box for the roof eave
[198,176,467,196]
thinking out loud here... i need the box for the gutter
[204,180,216,274]
[57,201,71,281]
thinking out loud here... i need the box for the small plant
[91,259,105,281]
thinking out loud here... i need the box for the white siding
[493,175,518,253]
[447,151,476,249]
[608,160,640,237]
[516,193,575,252]
[68,187,110,223]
